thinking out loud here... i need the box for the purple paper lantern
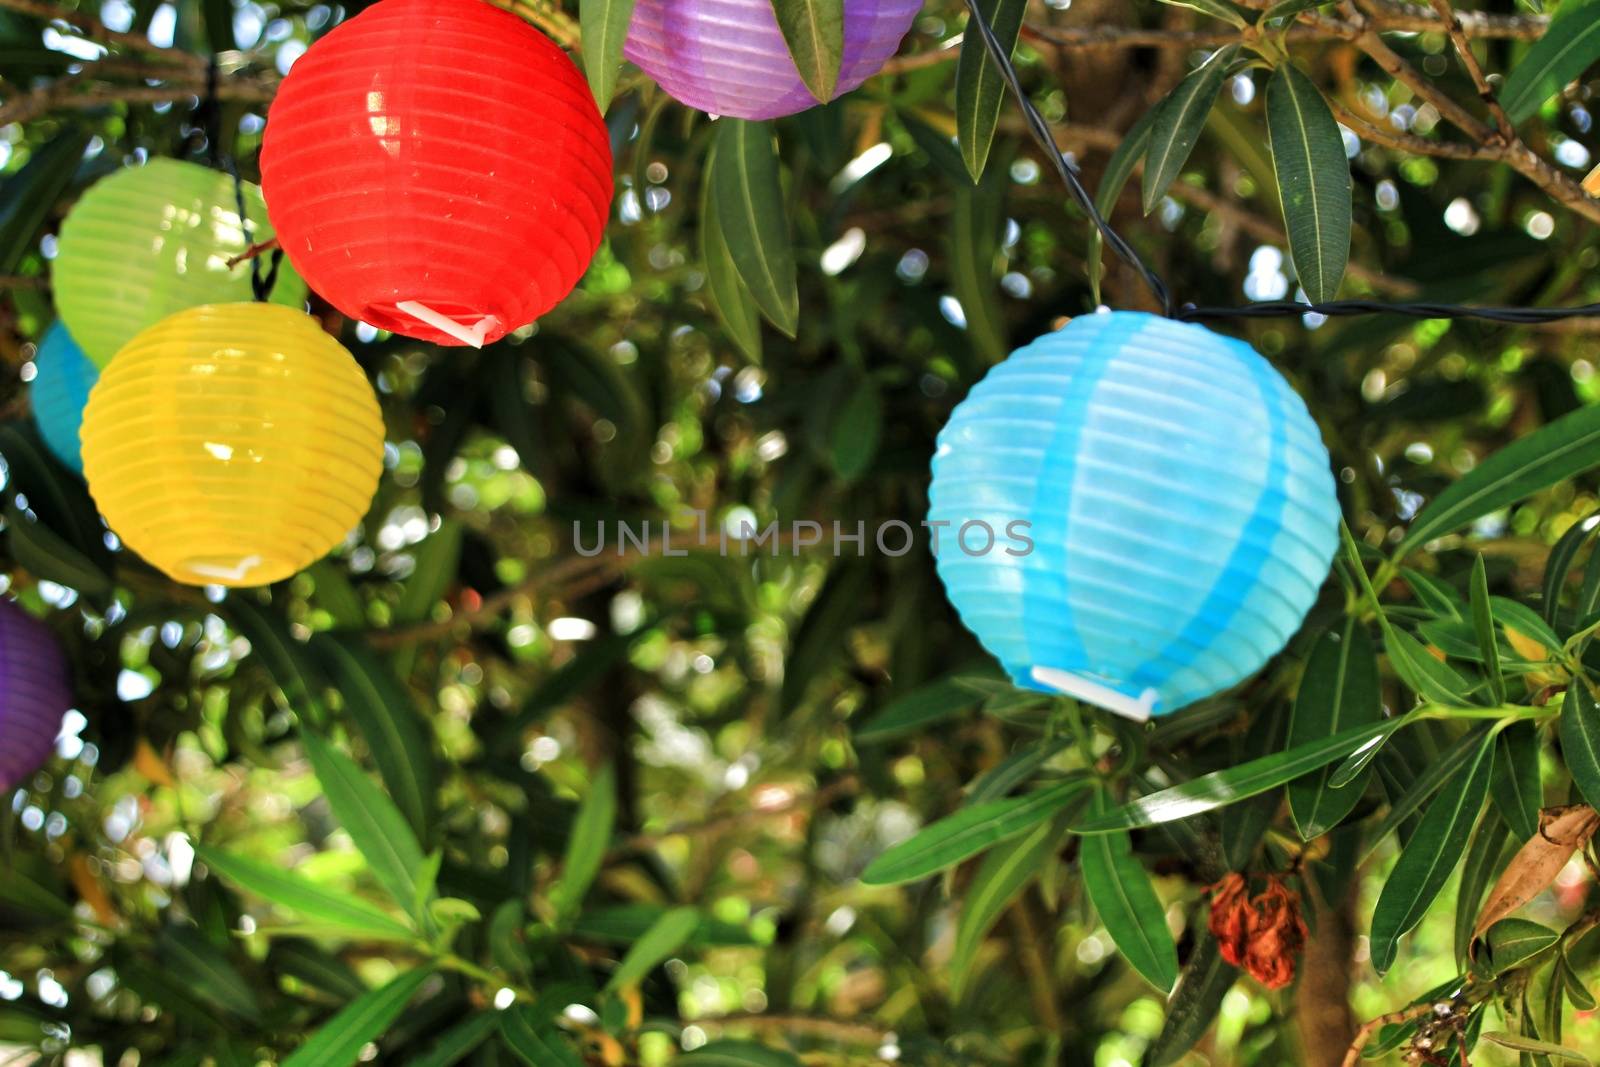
[624,0,923,120]
[0,599,70,794]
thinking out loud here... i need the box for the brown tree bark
[1296,888,1360,1067]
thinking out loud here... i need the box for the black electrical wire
[962,1,1600,327]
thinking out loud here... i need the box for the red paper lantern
[261,0,614,347]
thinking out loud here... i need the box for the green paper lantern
[53,158,307,368]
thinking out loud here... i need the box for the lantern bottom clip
[1030,667,1159,723]
[390,300,498,348]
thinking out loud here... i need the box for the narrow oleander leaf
[228,597,331,723]
[1562,953,1597,1011]
[1481,1031,1591,1063]
[395,520,463,626]
[4,499,111,596]
[855,675,984,743]
[551,764,617,922]
[1501,0,1600,122]
[282,967,434,1067]
[1384,626,1477,705]
[1073,718,1401,833]
[313,634,437,842]
[195,847,415,941]
[699,139,763,362]
[955,0,1026,181]
[1362,727,1488,862]
[1156,0,1249,26]
[1288,620,1382,840]
[1088,105,1159,303]
[1142,44,1237,213]
[1369,730,1494,975]
[1397,402,1600,556]
[1492,597,1566,655]
[603,906,699,991]
[1482,917,1560,973]
[580,0,637,111]
[300,731,427,917]
[676,1040,804,1067]
[1492,721,1542,842]
[1081,791,1179,992]
[157,926,263,1025]
[771,0,843,104]
[1264,63,1351,303]
[1146,931,1237,1067]
[1562,683,1600,810]
[863,777,1090,884]
[1455,810,1511,965]
[0,130,89,275]
[950,815,1064,1000]
[499,1006,584,1066]
[404,1013,500,1067]
[949,160,1008,363]
[1544,515,1600,626]
[1403,567,1466,619]
[1471,556,1507,705]
[711,120,798,336]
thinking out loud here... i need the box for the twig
[1426,0,1513,137]
[0,77,277,127]
[608,775,860,859]
[0,0,205,68]
[1341,999,1439,1067]
[224,237,280,270]
[695,1012,889,1045]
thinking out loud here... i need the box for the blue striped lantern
[30,323,98,474]
[927,311,1340,721]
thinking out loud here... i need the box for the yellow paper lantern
[53,159,307,368]
[80,303,385,587]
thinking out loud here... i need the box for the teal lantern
[30,323,98,474]
[927,311,1340,721]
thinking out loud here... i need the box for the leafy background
[7,0,1600,1062]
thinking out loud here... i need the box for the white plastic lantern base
[182,554,265,583]
[1031,667,1158,723]
[396,300,497,348]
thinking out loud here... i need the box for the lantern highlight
[260,0,614,348]
[927,311,1340,721]
[0,599,71,795]
[625,0,922,120]
[80,303,386,588]
[30,323,98,473]
[53,159,307,369]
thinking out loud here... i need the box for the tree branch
[0,0,205,68]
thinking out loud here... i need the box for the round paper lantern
[927,311,1340,721]
[30,322,98,473]
[625,0,922,119]
[260,0,614,348]
[53,158,307,369]
[80,303,385,588]
[0,599,71,795]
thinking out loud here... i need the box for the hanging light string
[189,55,284,302]
[958,0,1600,326]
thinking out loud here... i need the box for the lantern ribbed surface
[30,323,98,474]
[0,599,70,795]
[53,159,307,369]
[625,0,922,119]
[927,311,1340,721]
[260,0,614,348]
[80,303,386,588]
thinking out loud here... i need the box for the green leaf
[1397,402,1600,556]
[1157,0,1250,25]
[1501,0,1600,122]
[1142,45,1237,213]
[602,906,698,991]
[300,731,428,918]
[1264,63,1351,303]
[269,939,368,1001]
[1074,717,1403,833]
[1088,105,1159,303]
[954,0,1026,181]
[1363,727,1489,861]
[771,0,843,104]
[1492,721,1542,842]
[228,598,330,724]
[699,139,763,362]
[550,764,617,922]
[1481,1031,1591,1063]
[570,904,755,946]
[711,120,798,336]
[0,130,88,275]
[1146,931,1238,1067]
[967,739,1073,804]
[1288,620,1382,839]
[1483,917,1561,973]
[949,159,1008,363]
[1456,810,1511,965]
[1369,729,1494,975]
[1385,626,1477,705]
[4,498,112,596]
[394,520,463,625]
[1561,953,1596,1011]
[862,777,1090,884]
[676,1040,804,1067]
[949,814,1064,1000]
[1493,597,1566,654]
[580,0,636,111]
[827,376,882,483]
[1545,515,1600,626]
[499,1007,584,1066]
[195,847,415,942]
[1081,791,1179,992]
[1404,566,1466,619]
[282,967,434,1067]
[855,675,984,743]
[1472,556,1507,704]
[404,1013,500,1067]
[1560,682,1600,809]
[156,926,262,1026]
